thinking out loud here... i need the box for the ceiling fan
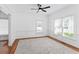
[31,4,50,13]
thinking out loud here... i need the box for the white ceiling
[3,4,70,15]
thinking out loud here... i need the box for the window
[0,19,8,35]
[63,16,74,37]
[36,21,43,32]
[54,16,74,37]
[54,19,62,35]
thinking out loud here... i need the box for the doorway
[0,10,10,54]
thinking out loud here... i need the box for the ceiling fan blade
[31,8,37,10]
[42,6,50,9]
[41,9,47,12]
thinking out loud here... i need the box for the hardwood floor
[1,36,78,54]
[9,36,79,54]
[10,36,47,54]
[15,37,78,54]
[48,36,79,52]
[0,40,9,54]
[10,40,19,54]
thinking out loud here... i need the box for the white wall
[0,19,8,35]
[48,5,79,48]
[0,4,48,46]
[9,11,48,46]
[3,4,79,47]
[49,5,79,35]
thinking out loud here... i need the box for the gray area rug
[15,37,78,54]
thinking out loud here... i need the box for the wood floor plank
[48,36,79,52]
[0,40,9,54]
[10,40,19,54]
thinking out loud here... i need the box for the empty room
[0,4,79,54]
